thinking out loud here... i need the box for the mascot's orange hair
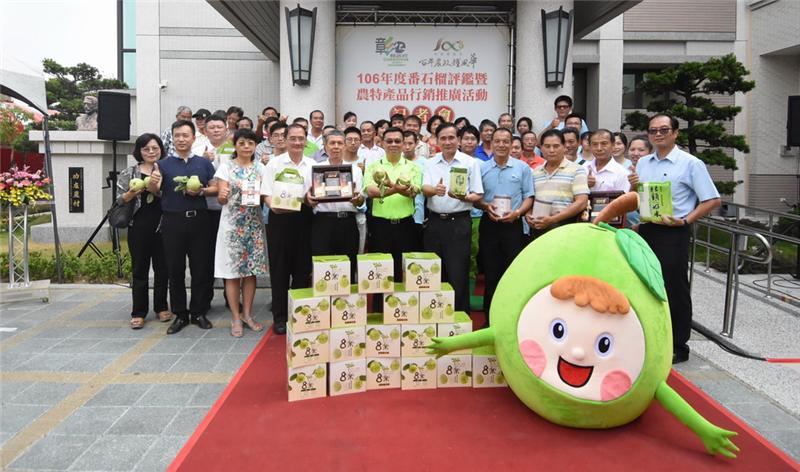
[550,276,630,315]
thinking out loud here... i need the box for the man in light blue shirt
[629,114,721,364]
[476,128,534,325]
[422,123,484,312]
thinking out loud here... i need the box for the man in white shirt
[358,120,386,168]
[584,129,630,192]
[307,110,325,149]
[421,123,484,312]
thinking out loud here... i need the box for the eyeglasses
[383,139,402,144]
[648,127,674,136]
[345,138,361,143]
[555,105,571,109]
[141,146,161,153]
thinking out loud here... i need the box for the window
[118,0,136,88]
[622,69,664,109]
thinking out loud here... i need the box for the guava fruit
[272,196,283,206]
[361,280,370,290]
[368,361,382,373]
[354,379,364,389]
[313,367,326,378]
[439,374,448,384]
[333,298,347,311]
[356,298,366,308]
[390,329,400,340]
[316,332,328,344]
[186,175,202,192]
[424,359,436,371]
[381,279,392,290]
[143,176,151,187]
[430,263,440,274]
[340,276,349,287]
[353,346,364,356]
[315,279,328,292]
[386,296,399,308]
[317,299,329,311]
[333,348,342,359]
[128,178,145,191]
[333,381,342,392]
[408,296,418,307]
[475,374,485,385]
[367,328,380,341]
[408,263,422,275]
[390,360,400,371]
[421,307,434,320]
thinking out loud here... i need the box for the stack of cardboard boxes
[287,253,507,402]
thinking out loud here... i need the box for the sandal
[130,317,145,330]
[241,315,264,332]
[157,311,174,322]
[230,319,244,338]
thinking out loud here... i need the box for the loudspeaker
[788,95,800,147]
[97,91,130,141]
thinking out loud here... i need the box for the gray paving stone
[133,435,187,472]
[106,406,179,435]
[31,326,86,339]
[73,309,129,321]
[0,352,36,369]
[9,433,98,470]
[47,338,103,354]
[51,406,129,436]
[188,383,226,407]
[69,434,157,471]
[4,337,61,353]
[0,404,49,434]
[0,381,33,400]
[60,353,117,372]
[693,378,769,405]
[764,429,800,462]
[85,384,153,407]
[0,432,11,448]
[228,336,262,354]
[72,327,139,339]
[11,353,72,372]
[146,338,199,354]
[187,338,236,354]
[8,382,80,405]
[134,384,199,407]
[163,407,208,436]
[212,353,250,373]
[725,402,800,432]
[124,353,182,373]
[88,338,141,354]
[168,354,221,373]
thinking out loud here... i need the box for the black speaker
[788,95,800,147]
[97,91,130,141]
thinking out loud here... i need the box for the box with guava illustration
[437,354,472,388]
[271,167,305,211]
[330,285,367,328]
[329,359,367,396]
[402,252,442,291]
[286,327,330,368]
[472,346,506,388]
[418,283,455,322]
[400,323,436,357]
[401,356,438,390]
[287,363,327,402]
[365,314,401,357]
[383,284,420,324]
[436,311,472,355]
[357,253,395,294]
[366,357,401,390]
[288,288,330,333]
[312,255,351,296]
[329,326,366,362]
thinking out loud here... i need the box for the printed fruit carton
[271,168,305,211]
[329,359,367,396]
[312,255,351,296]
[383,283,420,324]
[288,363,327,402]
[401,356,438,390]
[365,314,401,357]
[357,253,395,294]
[402,252,442,291]
[330,285,367,328]
[472,346,506,388]
[287,328,330,368]
[365,357,401,390]
[400,323,437,357]
[436,311,472,355]
[418,283,455,322]
[288,288,330,333]
[437,354,472,388]
[329,326,366,362]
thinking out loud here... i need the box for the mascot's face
[516,284,645,402]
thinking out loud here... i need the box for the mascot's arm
[655,382,739,458]
[426,328,495,358]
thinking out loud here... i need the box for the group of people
[117,95,720,363]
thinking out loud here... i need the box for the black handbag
[107,200,135,228]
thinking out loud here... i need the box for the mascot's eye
[595,333,614,357]
[549,319,567,342]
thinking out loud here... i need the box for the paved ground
[1,271,798,471]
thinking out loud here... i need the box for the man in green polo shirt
[364,126,422,281]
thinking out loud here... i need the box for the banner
[336,25,510,127]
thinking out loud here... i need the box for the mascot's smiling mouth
[557,356,594,388]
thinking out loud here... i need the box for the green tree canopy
[623,54,755,195]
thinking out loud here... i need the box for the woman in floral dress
[214,128,268,337]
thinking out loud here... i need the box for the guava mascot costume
[428,193,739,458]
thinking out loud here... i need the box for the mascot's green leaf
[615,229,667,302]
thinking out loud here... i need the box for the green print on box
[329,359,368,396]
[357,253,395,294]
[403,252,442,291]
[312,255,351,296]
[365,314,402,357]
[272,168,305,211]
[383,283,421,324]
[288,288,331,333]
[286,328,330,368]
[401,356,438,390]
[366,358,402,390]
[419,283,456,322]
[437,354,473,388]
[287,363,327,402]
[472,346,506,387]
[637,181,673,222]
[449,167,468,197]
[330,285,368,328]
[329,326,367,362]
[400,324,437,357]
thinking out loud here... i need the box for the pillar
[596,16,623,130]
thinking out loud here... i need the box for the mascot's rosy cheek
[520,339,546,377]
[601,370,632,401]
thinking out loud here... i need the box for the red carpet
[169,329,799,472]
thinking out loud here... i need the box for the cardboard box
[402,252,442,291]
[330,285,367,328]
[357,253,395,294]
[366,357,401,390]
[437,311,473,355]
[437,354,472,388]
[288,288,331,333]
[287,328,330,368]
[271,168,305,211]
[364,314,401,357]
[312,255,351,296]
[472,346,506,387]
[401,356,438,390]
[400,323,437,357]
[288,363,327,402]
[383,284,420,324]
[329,326,366,362]
[329,359,367,396]
[418,283,455,322]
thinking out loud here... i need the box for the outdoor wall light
[285,4,317,86]
[541,6,573,87]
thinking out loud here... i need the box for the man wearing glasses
[628,114,720,364]
[539,95,590,135]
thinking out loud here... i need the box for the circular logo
[434,106,455,122]
[390,105,409,118]
[412,105,433,123]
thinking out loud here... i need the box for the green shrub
[28,251,54,280]
[0,252,9,280]
[59,250,81,282]
[81,253,120,283]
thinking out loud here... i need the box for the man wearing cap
[192,108,212,156]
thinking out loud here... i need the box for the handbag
[107,200,135,228]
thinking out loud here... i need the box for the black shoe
[191,315,213,329]
[672,350,689,364]
[167,317,190,335]
[273,321,287,335]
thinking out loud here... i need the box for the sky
[2,0,118,78]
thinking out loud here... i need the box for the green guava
[313,367,326,379]
[368,361,382,373]
[381,279,392,290]
[340,276,349,287]
[424,359,436,371]
[390,329,400,340]
[316,333,328,344]
[408,263,422,275]
[315,279,328,292]
[475,374,485,385]
[408,296,418,307]
[333,298,347,311]
[367,328,380,341]
[317,299,329,311]
[353,346,364,356]
[386,296,399,308]
[333,348,342,359]
[390,360,400,371]
[128,178,145,191]
[421,307,434,320]
[356,298,366,308]
[361,280,370,290]
[333,381,342,392]
[430,263,440,274]
[439,374,448,384]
